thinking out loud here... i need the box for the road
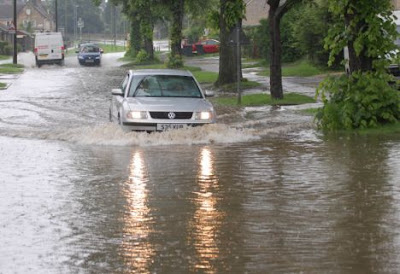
[1,52,400,273]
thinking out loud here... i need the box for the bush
[0,41,10,55]
[316,72,400,130]
[165,54,183,68]
[135,50,150,63]
[3,45,12,55]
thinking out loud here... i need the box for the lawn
[98,43,126,53]
[0,55,10,61]
[212,92,316,106]
[257,60,331,77]
[0,82,6,89]
[0,63,24,74]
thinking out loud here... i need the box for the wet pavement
[1,52,400,273]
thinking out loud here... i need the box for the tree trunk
[268,2,283,99]
[140,3,154,60]
[216,0,238,87]
[170,0,184,57]
[129,16,141,57]
[345,10,373,73]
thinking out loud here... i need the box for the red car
[192,39,220,54]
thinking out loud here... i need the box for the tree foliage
[325,0,398,72]
[317,0,400,130]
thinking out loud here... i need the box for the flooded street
[1,53,400,273]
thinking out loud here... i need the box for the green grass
[300,108,319,115]
[0,63,24,74]
[191,71,218,83]
[355,122,400,135]
[97,43,126,53]
[0,82,6,89]
[212,92,316,106]
[257,60,326,77]
[0,55,10,60]
[220,80,262,91]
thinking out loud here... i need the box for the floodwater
[1,53,400,273]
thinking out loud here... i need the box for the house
[18,0,55,32]
[243,0,400,27]
[243,0,269,27]
[0,0,54,33]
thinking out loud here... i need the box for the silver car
[109,69,216,131]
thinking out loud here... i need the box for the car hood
[125,97,214,112]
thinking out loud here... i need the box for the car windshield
[81,45,100,53]
[130,75,202,98]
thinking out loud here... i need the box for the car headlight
[195,111,213,120]
[95,56,100,59]
[78,55,84,59]
[126,111,148,119]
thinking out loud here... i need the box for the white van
[34,32,65,67]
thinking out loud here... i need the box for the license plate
[85,59,94,63]
[157,124,186,131]
[39,54,48,57]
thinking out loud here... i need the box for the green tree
[103,0,155,60]
[267,0,304,100]
[316,0,400,130]
[291,0,335,67]
[215,0,245,87]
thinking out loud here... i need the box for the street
[1,52,400,273]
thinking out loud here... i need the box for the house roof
[0,1,52,21]
[243,0,269,27]
[0,4,24,20]
[25,1,53,20]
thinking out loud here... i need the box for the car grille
[150,112,193,119]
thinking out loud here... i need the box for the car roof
[129,69,194,77]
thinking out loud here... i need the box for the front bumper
[121,121,212,132]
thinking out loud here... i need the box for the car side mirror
[100,49,104,54]
[204,90,214,97]
[111,88,124,96]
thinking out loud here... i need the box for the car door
[111,74,130,122]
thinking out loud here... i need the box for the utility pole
[55,0,58,32]
[13,0,17,64]
[114,5,116,46]
[74,3,78,46]
[236,22,241,105]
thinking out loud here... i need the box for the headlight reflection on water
[190,147,223,272]
[122,151,154,272]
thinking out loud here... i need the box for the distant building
[394,0,400,10]
[0,0,54,33]
[18,0,54,32]
[243,0,269,27]
[243,0,400,27]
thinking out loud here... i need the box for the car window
[132,75,202,98]
[81,45,100,53]
[121,75,129,93]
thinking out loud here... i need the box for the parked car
[34,32,65,67]
[76,43,103,66]
[109,69,216,131]
[192,39,220,54]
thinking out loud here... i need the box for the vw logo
[167,112,176,119]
